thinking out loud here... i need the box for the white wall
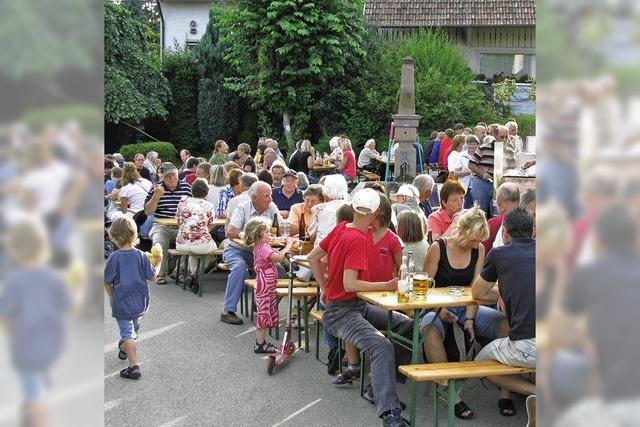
[161,2,212,50]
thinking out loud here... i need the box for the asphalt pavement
[104,271,528,427]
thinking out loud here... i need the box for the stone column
[392,57,421,183]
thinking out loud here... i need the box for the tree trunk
[282,111,295,155]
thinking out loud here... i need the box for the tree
[216,0,367,153]
[104,2,171,124]
[194,8,241,151]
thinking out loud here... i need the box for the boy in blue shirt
[105,216,161,379]
[0,219,71,427]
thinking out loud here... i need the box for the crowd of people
[104,120,536,426]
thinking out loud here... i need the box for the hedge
[118,141,178,165]
[22,105,103,136]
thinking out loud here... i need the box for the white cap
[393,184,419,199]
[329,136,341,150]
[351,188,380,215]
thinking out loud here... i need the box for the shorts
[420,306,506,340]
[117,317,141,342]
[17,368,48,403]
[475,337,536,368]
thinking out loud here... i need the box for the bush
[22,105,103,136]
[237,130,254,146]
[118,141,178,165]
[515,114,536,138]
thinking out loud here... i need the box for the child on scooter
[244,218,294,353]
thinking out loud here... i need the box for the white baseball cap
[393,184,419,199]
[352,188,381,215]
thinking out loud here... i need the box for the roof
[364,0,536,27]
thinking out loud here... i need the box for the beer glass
[412,272,435,300]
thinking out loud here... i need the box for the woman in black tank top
[420,207,490,419]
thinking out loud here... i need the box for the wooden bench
[167,248,225,297]
[359,170,381,181]
[399,360,535,426]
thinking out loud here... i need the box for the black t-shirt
[243,156,256,173]
[137,166,152,181]
[565,250,640,400]
[288,151,311,175]
[480,238,535,341]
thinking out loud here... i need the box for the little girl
[397,210,430,270]
[105,216,162,379]
[244,218,294,353]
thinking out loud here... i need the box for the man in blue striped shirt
[144,162,192,283]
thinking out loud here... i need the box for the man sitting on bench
[308,189,413,427]
[471,206,536,417]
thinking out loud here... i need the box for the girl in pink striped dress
[244,219,295,353]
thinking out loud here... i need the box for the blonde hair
[455,206,489,246]
[6,218,50,263]
[299,139,312,153]
[451,134,465,151]
[340,137,352,150]
[121,162,141,186]
[244,218,270,246]
[397,210,424,243]
[108,216,138,248]
[223,161,241,172]
[210,164,227,186]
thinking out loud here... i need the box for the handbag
[133,209,147,228]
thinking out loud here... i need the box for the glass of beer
[413,272,435,300]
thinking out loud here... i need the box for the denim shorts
[17,368,47,402]
[420,306,506,340]
[117,317,141,341]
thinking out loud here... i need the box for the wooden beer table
[357,288,493,426]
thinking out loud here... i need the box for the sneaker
[382,409,407,427]
[332,368,360,386]
[220,311,243,325]
[364,384,406,410]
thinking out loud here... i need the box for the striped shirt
[469,140,494,177]
[144,181,192,218]
[216,185,235,217]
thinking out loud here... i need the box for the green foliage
[161,49,201,154]
[22,105,102,136]
[195,8,241,147]
[104,2,171,124]
[118,141,178,164]
[515,114,536,138]
[216,0,367,151]
[493,77,517,116]
[238,130,254,145]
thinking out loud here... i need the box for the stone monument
[393,57,421,183]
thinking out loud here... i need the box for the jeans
[222,245,254,314]
[149,224,178,276]
[117,317,141,341]
[463,188,474,209]
[323,300,413,417]
[471,178,494,219]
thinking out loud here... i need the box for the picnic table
[375,155,394,165]
[231,237,285,249]
[309,164,336,178]
[357,288,494,426]
[153,217,178,227]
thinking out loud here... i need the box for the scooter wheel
[267,356,276,375]
[285,341,296,356]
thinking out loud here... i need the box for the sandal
[454,401,474,419]
[254,340,278,354]
[156,276,167,285]
[119,365,141,379]
[498,398,515,416]
[117,341,127,360]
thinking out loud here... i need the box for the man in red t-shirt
[438,128,455,170]
[308,189,413,427]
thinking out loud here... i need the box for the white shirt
[357,147,380,168]
[207,184,225,209]
[225,192,250,230]
[308,199,350,246]
[118,178,153,212]
[447,151,461,172]
[454,150,474,192]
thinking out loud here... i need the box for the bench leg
[297,298,302,350]
[198,256,204,297]
[249,287,254,323]
[315,318,321,362]
[303,296,309,353]
[432,382,439,427]
[447,380,457,427]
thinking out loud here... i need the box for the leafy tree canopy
[104,2,171,124]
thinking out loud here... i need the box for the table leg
[432,382,439,427]
[198,257,204,297]
[297,299,302,349]
[303,296,309,353]
[409,310,420,427]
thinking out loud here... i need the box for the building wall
[161,2,212,50]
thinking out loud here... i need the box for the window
[186,41,199,50]
[479,53,535,79]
